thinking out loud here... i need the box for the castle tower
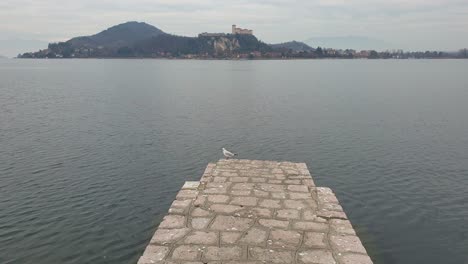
[232,25,236,34]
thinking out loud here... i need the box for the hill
[67,21,165,49]
[270,41,314,52]
[18,22,272,58]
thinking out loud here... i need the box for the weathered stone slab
[137,159,373,264]
[249,247,295,263]
[182,181,200,190]
[210,215,254,231]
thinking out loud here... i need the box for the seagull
[222,148,237,159]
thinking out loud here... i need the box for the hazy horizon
[1,0,467,57]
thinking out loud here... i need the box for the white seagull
[222,148,237,159]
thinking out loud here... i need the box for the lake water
[0,59,467,264]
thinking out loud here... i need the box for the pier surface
[137,159,373,264]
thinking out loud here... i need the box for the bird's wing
[224,149,235,157]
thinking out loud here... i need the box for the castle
[232,25,253,35]
[198,25,253,37]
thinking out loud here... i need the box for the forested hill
[18,22,272,58]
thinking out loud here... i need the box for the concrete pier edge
[137,159,373,264]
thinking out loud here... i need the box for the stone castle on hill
[199,24,253,37]
[231,24,253,35]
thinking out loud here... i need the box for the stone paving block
[191,218,212,229]
[302,178,316,187]
[184,231,218,245]
[258,199,281,209]
[210,215,254,231]
[251,177,267,183]
[330,235,367,254]
[289,192,312,200]
[252,189,269,197]
[271,168,283,174]
[182,181,201,190]
[171,199,192,209]
[177,189,199,199]
[137,245,170,264]
[246,207,272,218]
[232,183,255,190]
[276,209,300,220]
[284,199,306,209]
[221,232,242,244]
[206,182,232,189]
[304,199,318,209]
[171,245,201,260]
[284,179,301,185]
[330,219,356,235]
[191,208,212,217]
[212,177,228,182]
[268,179,283,184]
[275,175,287,180]
[249,247,295,264]
[230,190,252,196]
[159,215,186,229]
[230,196,258,207]
[230,177,249,182]
[238,227,268,245]
[210,204,243,214]
[287,185,309,192]
[269,229,302,249]
[224,261,260,264]
[271,192,288,199]
[193,195,207,207]
[221,171,239,177]
[151,228,190,244]
[292,221,329,232]
[258,183,285,192]
[204,187,228,194]
[207,194,230,203]
[297,249,336,264]
[339,253,374,264]
[321,202,344,212]
[285,169,300,175]
[203,246,243,261]
[317,209,348,220]
[303,232,327,248]
[168,199,192,215]
[303,210,327,222]
[258,219,289,229]
[316,187,339,204]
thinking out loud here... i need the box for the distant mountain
[0,54,8,59]
[67,21,165,49]
[305,36,395,51]
[270,41,314,52]
[0,38,49,58]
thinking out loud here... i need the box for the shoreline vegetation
[18,21,468,60]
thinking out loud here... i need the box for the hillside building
[232,25,253,35]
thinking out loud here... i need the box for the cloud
[0,0,467,51]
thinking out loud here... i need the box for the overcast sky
[1,0,467,51]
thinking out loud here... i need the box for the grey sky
[1,0,467,54]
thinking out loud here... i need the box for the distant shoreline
[15,57,468,60]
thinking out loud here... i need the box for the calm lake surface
[1,59,467,264]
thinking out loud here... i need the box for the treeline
[19,34,273,59]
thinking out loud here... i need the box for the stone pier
[137,159,373,264]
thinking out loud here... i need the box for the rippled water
[1,59,467,264]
